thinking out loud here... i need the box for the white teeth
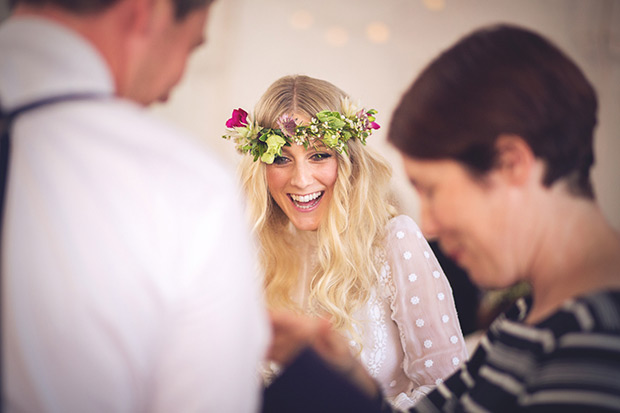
[290,191,322,203]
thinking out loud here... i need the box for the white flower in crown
[235,119,260,143]
[340,97,361,118]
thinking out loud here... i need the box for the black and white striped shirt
[384,290,620,412]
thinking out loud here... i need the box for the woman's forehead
[281,141,331,154]
[288,112,312,125]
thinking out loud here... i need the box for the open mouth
[289,191,324,210]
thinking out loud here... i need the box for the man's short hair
[12,0,214,20]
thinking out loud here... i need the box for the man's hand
[267,310,329,365]
[266,310,379,398]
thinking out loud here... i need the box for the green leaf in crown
[222,97,380,164]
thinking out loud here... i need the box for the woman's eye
[413,183,434,199]
[272,156,290,165]
[422,186,435,199]
[311,153,332,161]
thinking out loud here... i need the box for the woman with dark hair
[261,24,620,413]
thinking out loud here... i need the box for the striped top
[382,290,620,412]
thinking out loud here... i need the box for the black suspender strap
[0,113,11,230]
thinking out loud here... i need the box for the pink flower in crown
[356,109,380,131]
[226,108,249,128]
[356,110,369,129]
[276,114,298,138]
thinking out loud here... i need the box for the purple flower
[226,108,249,128]
[369,121,380,130]
[276,114,298,138]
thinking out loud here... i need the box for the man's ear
[494,134,536,186]
[147,0,176,36]
[123,0,155,37]
[112,0,159,101]
[120,0,174,39]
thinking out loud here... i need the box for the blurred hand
[267,310,379,398]
[267,310,329,366]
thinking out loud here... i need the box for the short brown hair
[12,0,214,20]
[388,24,598,198]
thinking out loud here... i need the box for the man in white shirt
[0,0,270,411]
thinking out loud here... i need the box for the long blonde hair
[239,75,396,337]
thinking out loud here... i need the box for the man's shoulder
[70,98,234,182]
[29,97,240,210]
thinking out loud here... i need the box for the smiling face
[265,142,338,232]
[401,155,523,289]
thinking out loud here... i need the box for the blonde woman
[224,75,467,409]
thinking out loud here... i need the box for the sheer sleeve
[383,215,468,408]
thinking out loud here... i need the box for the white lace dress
[351,215,468,409]
[286,215,468,410]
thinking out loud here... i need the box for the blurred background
[148,0,620,231]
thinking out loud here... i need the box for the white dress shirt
[1,16,269,412]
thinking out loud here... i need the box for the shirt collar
[0,16,115,111]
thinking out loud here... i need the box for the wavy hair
[239,75,396,338]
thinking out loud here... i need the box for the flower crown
[222,97,380,164]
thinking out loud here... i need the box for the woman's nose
[290,162,313,188]
[419,201,439,240]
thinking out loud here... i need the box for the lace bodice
[352,215,468,409]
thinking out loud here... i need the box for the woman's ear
[494,134,536,186]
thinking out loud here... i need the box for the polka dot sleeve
[384,215,468,406]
